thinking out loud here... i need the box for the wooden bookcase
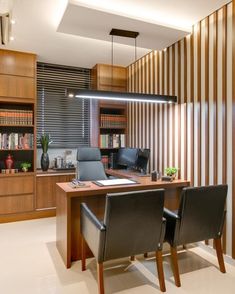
[91,64,128,167]
[0,49,37,216]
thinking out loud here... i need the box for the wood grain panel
[0,74,35,99]
[36,174,74,209]
[0,175,34,196]
[0,49,36,77]
[127,2,233,257]
[0,194,34,214]
[232,0,235,259]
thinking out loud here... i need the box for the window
[37,62,91,148]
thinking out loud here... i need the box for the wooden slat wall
[127,2,234,258]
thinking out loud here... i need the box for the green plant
[39,133,52,153]
[20,162,31,171]
[165,167,178,176]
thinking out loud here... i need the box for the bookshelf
[99,103,127,168]
[0,49,36,217]
[0,103,35,173]
[91,63,128,169]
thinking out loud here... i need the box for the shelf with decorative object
[0,49,37,219]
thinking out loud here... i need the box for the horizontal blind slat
[37,62,91,148]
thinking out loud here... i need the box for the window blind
[37,62,91,148]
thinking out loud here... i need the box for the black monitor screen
[135,149,150,173]
[117,148,138,168]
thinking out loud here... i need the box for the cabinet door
[0,50,36,77]
[97,64,127,91]
[36,174,74,209]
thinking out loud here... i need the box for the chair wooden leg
[156,250,166,292]
[144,252,148,258]
[130,255,135,261]
[214,238,226,273]
[81,235,86,271]
[97,262,105,294]
[170,246,181,287]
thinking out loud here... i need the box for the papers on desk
[94,178,138,187]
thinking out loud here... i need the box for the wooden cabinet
[0,174,34,214]
[36,174,74,209]
[0,75,35,99]
[0,49,36,77]
[91,64,128,149]
[92,64,127,92]
[0,49,36,219]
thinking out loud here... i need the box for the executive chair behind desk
[77,147,108,181]
[80,189,166,293]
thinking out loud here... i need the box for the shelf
[0,171,35,177]
[0,124,34,127]
[100,127,126,130]
[0,149,34,151]
[100,148,120,150]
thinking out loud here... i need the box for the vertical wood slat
[197,22,202,186]
[232,0,235,259]
[214,11,218,185]
[205,17,210,186]
[184,38,188,180]
[190,33,195,186]
[178,42,182,179]
[222,5,228,254]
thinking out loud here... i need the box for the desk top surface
[56,169,190,198]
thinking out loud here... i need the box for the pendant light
[68,28,177,104]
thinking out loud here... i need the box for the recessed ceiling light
[68,93,74,98]
[9,36,15,41]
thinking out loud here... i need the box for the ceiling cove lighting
[69,89,177,104]
[69,28,177,104]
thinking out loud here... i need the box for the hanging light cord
[111,35,114,90]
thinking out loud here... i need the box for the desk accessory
[161,176,174,182]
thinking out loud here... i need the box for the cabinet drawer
[0,176,34,196]
[0,194,34,214]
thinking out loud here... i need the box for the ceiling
[0,0,231,69]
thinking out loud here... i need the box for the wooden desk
[56,171,190,268]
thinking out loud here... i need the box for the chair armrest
[163,208,180,220]
[163,208,180,246]
[80,203,106,262]
[158,217,166,250]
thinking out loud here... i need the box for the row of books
[100,114,126,128]
[0,109,33,125]
[101,155,109,169]
[100,134,125,148]
[0,133,34,150]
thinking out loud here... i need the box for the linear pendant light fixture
[69,28,177,104]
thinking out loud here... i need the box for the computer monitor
[117,148,138,169]
[135,149,150,174]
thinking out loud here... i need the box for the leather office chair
[77,147,108,181]
[80,189,167,293]
[164,184,227,287]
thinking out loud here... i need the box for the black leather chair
[77,147,108,181]
[164,185,227,287]
[80,189,166,293]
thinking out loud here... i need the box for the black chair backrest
[77,147,108,181]
[103,189,165,261]
[177,185,227,245]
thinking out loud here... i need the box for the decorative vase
[5,154,14,169]
[41,152,49,171]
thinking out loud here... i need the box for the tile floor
[0,217,235,294]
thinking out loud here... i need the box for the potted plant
[165,167,178,179]
[21,162,31,172]
[39,133,52,171]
